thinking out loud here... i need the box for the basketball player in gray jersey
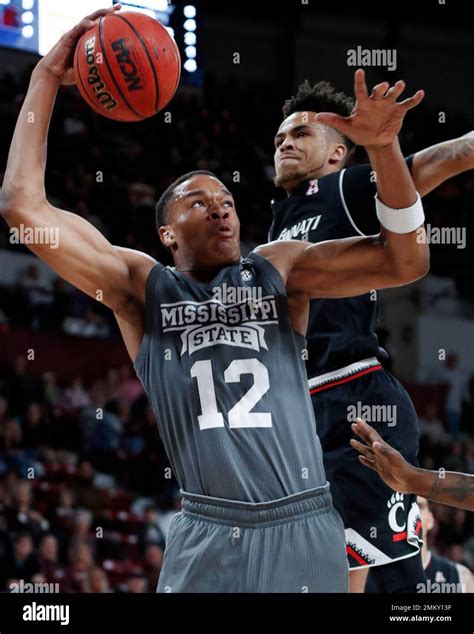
[2,13,429,591]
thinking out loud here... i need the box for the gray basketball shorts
[157,484,348,593]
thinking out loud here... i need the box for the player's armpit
[2,200,157,312]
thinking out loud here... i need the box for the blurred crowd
[0,64,473,591]
[0,355,181,592]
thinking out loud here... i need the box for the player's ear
[327,141,347,166]
[158,226,175,249]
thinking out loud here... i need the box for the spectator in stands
[22,402,49,449]
[70,508,96,555]
[79,384,123,458]
[5,479,49,539]
[0,395,8,426]
[42,372,61,408]
[104,367,120,404]
[54,486,76,526]
[83,566,111,593]
[138,504,166,552]
[117,364,143,407]
[121,571,148,593]
[1,532,39,589]
[18,263,54,330]
[153,492,182,540]
[64,542,94,593]
[72,460,105,514]
[419,402,450,451]
[38,533,67,589]
[0,417,22,452]
[63,307,110,338]
[6,355,43,416]
[445,440,468,472]
[143,544,163,592]
[62,377,91,411]
[439,353,470,439]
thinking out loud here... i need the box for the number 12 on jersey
[190,358,272,430]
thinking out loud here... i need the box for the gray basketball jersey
[134,252,327,502]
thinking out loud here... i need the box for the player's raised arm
[0,5,155,314]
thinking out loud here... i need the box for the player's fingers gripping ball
[74,11,181,122]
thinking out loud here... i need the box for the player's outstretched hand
[35,4,121,85]
[350,418,417,494]
[315,69,424,150]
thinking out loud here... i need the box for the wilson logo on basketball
[84,36,118,112]
[111,38,144,92]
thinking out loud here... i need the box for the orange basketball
[73,11,181,122]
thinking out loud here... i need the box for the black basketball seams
[113,13,160,113]
[99,15,145,120]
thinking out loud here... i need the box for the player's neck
[175,261,238,283]
[283,164,340,196]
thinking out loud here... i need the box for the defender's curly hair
[282,80,355,151]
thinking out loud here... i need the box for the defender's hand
[350,418,418,494]
[35,4,121,85]
[315,69,424,150]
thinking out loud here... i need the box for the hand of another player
[35,4,121,85]
[349,418,417,494]
[315,69,424,149]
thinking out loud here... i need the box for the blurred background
[0,0,472,593]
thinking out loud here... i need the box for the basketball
[73,11,181,122]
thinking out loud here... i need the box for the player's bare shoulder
[253,240,307,287]
[114,247,158,315]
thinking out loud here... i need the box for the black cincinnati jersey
[268,157,413,378]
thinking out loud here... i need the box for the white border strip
[308,357,381,390]
[339,168,368,237]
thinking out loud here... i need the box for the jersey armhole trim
[246,250,308,347]
[339,168,368,237]
[133,262,164,377]
[246,250,287,297]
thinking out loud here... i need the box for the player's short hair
[155,170,219,230]
[282,80,355,152]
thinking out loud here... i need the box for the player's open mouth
[216,225,234,238]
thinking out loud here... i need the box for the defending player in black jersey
[269,73,474,592]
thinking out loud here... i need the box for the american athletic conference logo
[160,295,279,356]
[387,493,422,543]
[306,179,319,195]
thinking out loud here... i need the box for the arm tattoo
[429,473,474,503]
[424,138,474,164]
